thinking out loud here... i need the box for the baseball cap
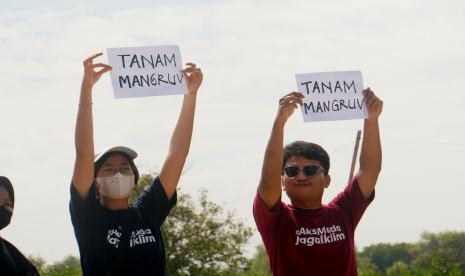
[94,146,138,164]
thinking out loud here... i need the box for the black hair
[94,152,140,185]
[0,176,14,207]
[283,141,330,174]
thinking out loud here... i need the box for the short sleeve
[329,176,374,229]
[69,183,99,246]
[253,192,284,245]
[132,176,177,229]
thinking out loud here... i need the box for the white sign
[295,71,367,122]
[107,46,187,98]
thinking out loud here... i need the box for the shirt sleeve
[69,183,99,247]
[329,176,375,229]
[132,176,177,229]
[253,192,284,245]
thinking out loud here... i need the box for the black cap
[0,176,14,207]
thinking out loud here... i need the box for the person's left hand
[82,53,112,89]
[364,87,383,120]
[182,63,203,95]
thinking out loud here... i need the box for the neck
[100,196,129,210]
[291,198,323,210]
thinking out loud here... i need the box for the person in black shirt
[0,176,39,276]
[70,53,203,275]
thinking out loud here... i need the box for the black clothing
[70,177,176,276]
[0,238,39,276]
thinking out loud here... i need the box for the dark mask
[0,205,12,230]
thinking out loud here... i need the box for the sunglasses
[283,165,326,178]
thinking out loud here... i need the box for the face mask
[96,172,135,199]
[0,205,12,230]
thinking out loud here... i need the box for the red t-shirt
[253,176,374,276]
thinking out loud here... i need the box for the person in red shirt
[253,88,383,276]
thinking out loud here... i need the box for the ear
[324,174,331,188]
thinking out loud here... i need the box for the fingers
[363,87,373,97]
[95,64,112,76]
[183,62,197,72]
[83,53,103,66]
[363,88,374,105]
[93,63,109,68]
[280,92,304,106]
[183,62,203,75]
[183,67,202,74]
[282,101,300,111]
[84,61,112,76]
[363,87,383,110]
[280,96,302,107]
[182,62,203,86]
[283,91,305,99]
[278,92,304,119]
[83,53,110,78]
[182,62,203,94]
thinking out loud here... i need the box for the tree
[357,231,465,276]
[28,255,47,275]
[358,242,414,273]
[412,231,465,275]
[385,261,419,276]
[240,245,272,276]
[28,255,82,276]
[43,255,81,276]
[356,255,380,276]
[132,173,253,275]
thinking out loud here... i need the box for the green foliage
[28,255,82,276]
[240,245,272,276]
[129,173,154,202]
[358,231,465,276]
[385,261,418,276]
[134,174,253,275]
[43,255,81,276]
[357,255,381,276]
[28,255,47,275]
[412,231,465,275]
[359,242,414,273]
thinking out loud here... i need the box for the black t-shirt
[70,176,176,276]
[0,238,39,276]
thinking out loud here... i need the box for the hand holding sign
[276,92,304,123]
[182,63,203,95]
[107,46,187,98]
[363,88,383,120]
[82,53,112,89]
[295,71,367,122]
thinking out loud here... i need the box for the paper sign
[107,46,187,98]
[295,71,367,122]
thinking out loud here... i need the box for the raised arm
[357,88,383,199]
[159,63,203,200]
[258,92,304,210]
[72,53,112,198]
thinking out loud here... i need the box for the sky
[1,0,464,262]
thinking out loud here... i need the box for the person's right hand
[82,53,112,89]
[276,92,304,123]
